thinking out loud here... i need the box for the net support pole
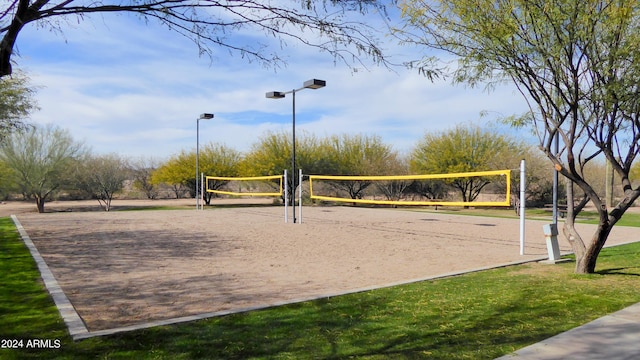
[284,170,288,223]
[299,169,303,224]
[519,159,526,255]
[200,172,204,210]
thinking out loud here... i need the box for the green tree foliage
[399,0,640,273]
[74,153,129,211]
[152,151,194,199]
[199,143,242,204]
[517,147,561,208]
[241,131,336,176]
[241,131,331,204]
[411,125,520,203]
[296,134,338,176]
[631,162,640,186]
[325,133,399,199]
[0,70,38,140]
[1,1,391,78]
[241,132,399,201]
[241,132,291,178]
[152,143,241,201]
[0,159,18,200]
[374,156,413,202]
[0,124,86,212]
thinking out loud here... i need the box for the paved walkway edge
[495,302,640,359]
[11,215,89,339]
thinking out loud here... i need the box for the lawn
[1,215,640,359]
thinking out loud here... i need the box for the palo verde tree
[199,143,242,205]
[410,124,520,204]
[0,124,86,212]
[325,133,398,199]
[152,150,195,199]
[375,155,413,202]
[241,131,292,177]
[152,143,241,201]
[241,131,330,205]
[399,0,640,273]
[1,0,392,78]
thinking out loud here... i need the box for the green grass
[2,216,640,359]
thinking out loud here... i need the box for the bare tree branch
[1,0,394,77]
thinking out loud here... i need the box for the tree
[130,157,160,200]
[0,70,37,139]
[152,143,241,202]
[374,155,413,202]
[399,0,640,273]
[325,133,398,199]
[151,150,195,199]
[241,131,291,178]
[74,153,129,211]
[1,0,392,78]
[631,162,640,187]
[241,131,328,205]
[0,158,18,200]
[410,125,520,204]
[0,124,86,212]
[514,146,561,209]
[198,143,242,205]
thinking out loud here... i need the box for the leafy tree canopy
[411,124,521,202]
[0,70,37,139]
[398,0,640,273]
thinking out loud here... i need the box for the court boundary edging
[12,212,557,341]
[11,215,89,339]
[15,213,638,342]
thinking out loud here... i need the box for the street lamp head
[303,79,326,89]
[199,113,214,119]
[266,91,286,99]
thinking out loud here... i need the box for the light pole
[196,113,214,210]
[266,79,326,223]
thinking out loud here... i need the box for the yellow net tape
[206,175,284,197]
[309,169,511,207]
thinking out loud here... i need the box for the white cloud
[14,6,530,160]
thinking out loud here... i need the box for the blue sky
[13,5,530,160]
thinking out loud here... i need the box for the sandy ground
[7,199,640,332]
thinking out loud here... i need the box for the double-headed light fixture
[266,79,326,223]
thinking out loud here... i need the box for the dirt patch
[10,201,640,331]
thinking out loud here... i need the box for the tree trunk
[574,226,611,273]
[35,196,45,213]
[563,179,588,273]
[97,198,112,211]
[564,178,620,274]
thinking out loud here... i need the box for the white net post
[298,169,303,224]
[284,170,288,223]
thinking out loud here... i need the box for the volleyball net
[205,175,284,197]
[308,169,511,207]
